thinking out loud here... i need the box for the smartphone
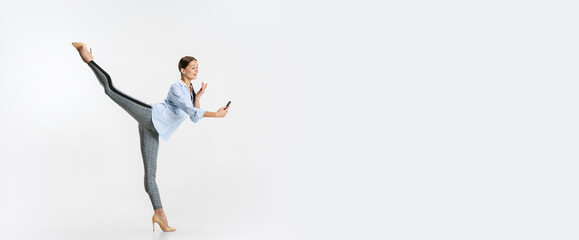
[225,101,231,109]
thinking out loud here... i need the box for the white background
[1,0,578,239]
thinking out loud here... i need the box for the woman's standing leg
[138,124,163,210]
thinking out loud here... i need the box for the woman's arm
[195,82,228,118]
[168,84,206,122]
[203,106,229,118]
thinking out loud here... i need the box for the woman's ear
[180,68,185,74]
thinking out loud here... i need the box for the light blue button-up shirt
[151,80,206,140]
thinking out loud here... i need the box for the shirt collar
[177,80,192,87]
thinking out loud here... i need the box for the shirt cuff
[192,108,206,123]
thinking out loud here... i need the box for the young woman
[71,42,230,232]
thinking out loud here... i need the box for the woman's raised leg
[73,42,152,126]
[87,60,153,125]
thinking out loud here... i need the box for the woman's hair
[178,56,197,72]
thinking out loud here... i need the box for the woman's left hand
[196,82,207,98]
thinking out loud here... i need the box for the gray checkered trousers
[88,61,163,210]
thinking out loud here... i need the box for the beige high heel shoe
[71,42,94,63]
[152,214,176,232]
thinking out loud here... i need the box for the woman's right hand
[215,106,229,117]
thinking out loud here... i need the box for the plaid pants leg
[88,61,163,210]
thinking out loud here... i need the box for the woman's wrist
[194,97,201,108]
[203,111,216,118]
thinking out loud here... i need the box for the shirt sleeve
[168,84,206,123]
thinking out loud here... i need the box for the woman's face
[181,60,198,80]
